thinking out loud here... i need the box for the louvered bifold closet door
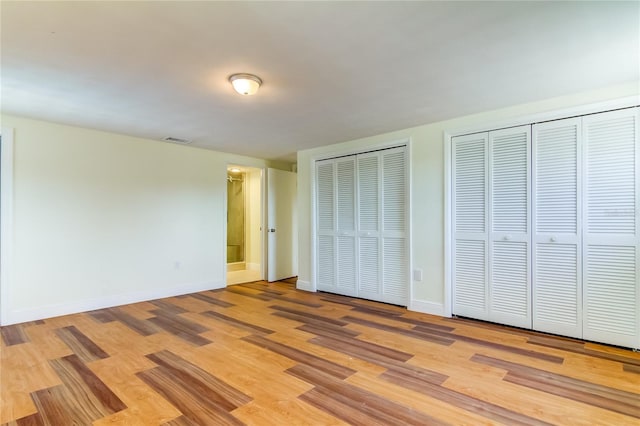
[583,108,640,348]
[532,118,582,338]
[316,160,337,293]
[357,152,383,301]
[489,126,531,328]
[381,147,408,305]
[452,132,489,320]
[335,158,358,296]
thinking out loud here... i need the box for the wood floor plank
[342,315,455,346]
[137,368,245,425]
[187,292,235,308]
[269,304,349,326]
[623,363,640,374]
[30,386,78,426]
[296,322,362,340]
[3,413,44,426]
[147,315,211,346]
[200,311,274,335]
[146,350,252,410]
[1,324,30,346]
[242,334,356,380]
[49,354,127,415]
[54,326,109,363]
[289,364,449,426]
[108,308,158,336]
[162,415,199,426]
[149,300,189,315]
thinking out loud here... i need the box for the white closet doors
[316,146,408,306]
[452,106,639,348]
[582,108,639,348]
[532,118,582,338]
[452,126,531,328]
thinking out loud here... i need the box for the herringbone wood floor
[1,279,639,425]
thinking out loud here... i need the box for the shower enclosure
[227,172,245,265]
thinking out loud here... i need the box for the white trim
[246,262,260,272]
[3,279,223,326]
[406,137,414,309]
[447,96,639,138]
[443,131,453,317]
[1,128,14,326]
[296,279,314,292]
[409,299,445,317]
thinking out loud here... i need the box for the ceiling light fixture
[229,73,262,96]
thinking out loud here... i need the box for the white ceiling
[1,2,638,162]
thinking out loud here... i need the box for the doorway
[226,165,263,285]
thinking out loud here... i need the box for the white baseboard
[246,262,260,272]
[408,299,445,317]
[2,280,223,325]
[296,279,314,292]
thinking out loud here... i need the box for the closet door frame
[310,138,411,306]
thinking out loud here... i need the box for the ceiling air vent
[163,136,192,145]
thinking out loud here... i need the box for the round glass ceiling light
[229,73,262,96]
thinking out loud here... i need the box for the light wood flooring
[1,279,639,425]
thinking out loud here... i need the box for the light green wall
[297,83,639,313]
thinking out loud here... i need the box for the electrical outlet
[413,268,423,282]
[174,261,181,270]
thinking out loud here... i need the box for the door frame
[223,164,266,285]
[444,96,639,319]
[308,138,412,306]
[1,128,15,325]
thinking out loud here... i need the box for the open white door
[267,168,297,282]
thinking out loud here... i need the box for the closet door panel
[336,158,357,296]
[489,126,531,328]
[316,161,336,292]
[381,148,408,304]
[357,153,382,300]
[583,108,639,348]
[452,133,489,320]
[532,119,582,338]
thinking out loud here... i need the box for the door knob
[268,228,276,233]
[550,236,557,242]
[503,235,512,241]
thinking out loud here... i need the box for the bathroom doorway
[226,165,263,285]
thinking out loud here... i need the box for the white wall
[0,114,287,325]
[297,83,639,315]
[245,168,262,271]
